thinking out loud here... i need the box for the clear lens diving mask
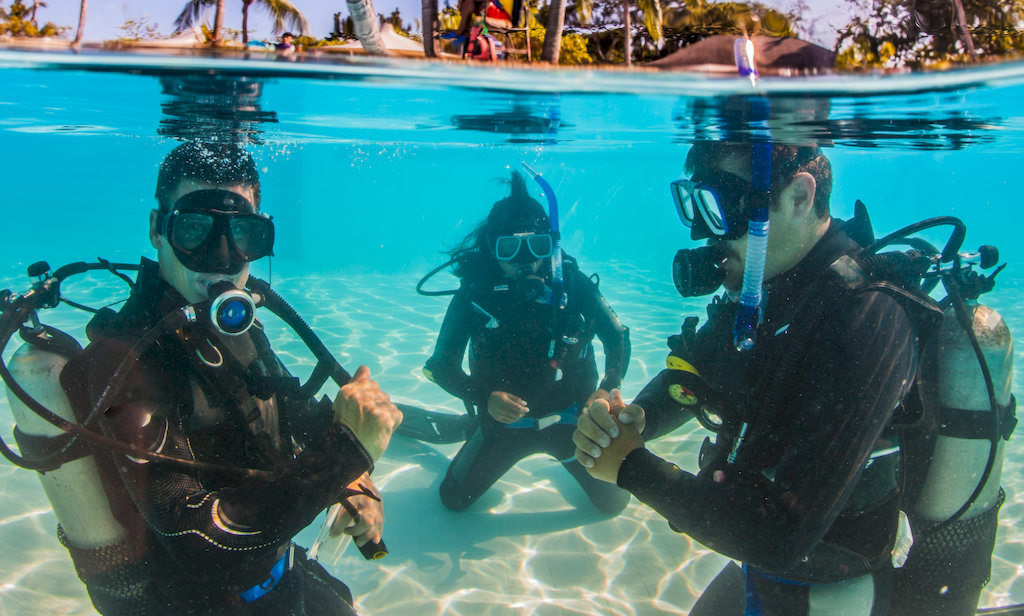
[494,232,554,263]
[670,173,756,241]
[157,189,275,275]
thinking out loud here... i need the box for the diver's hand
[616,402,646,435]
[586,416,644,483]
[573,402,644,484]
[573,390,645,463]
[333,366,402,462]
[584,388,612,410]
[488,391,529,423]
[330,474,383,548]
[573,397,619,468]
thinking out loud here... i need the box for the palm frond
[174,0,215,33]
[260,0,310,35]
[575,0,593,25]
[635,0,662,42]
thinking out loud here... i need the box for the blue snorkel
[732,36,769,353]
[521,162,567,370]
[728,36,768,464]
[521,162,565,306]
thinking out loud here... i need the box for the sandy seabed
[1,264,1022,615]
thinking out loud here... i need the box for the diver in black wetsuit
[56,142,402,615]
[423,170,632,514]
[574,142,925,615]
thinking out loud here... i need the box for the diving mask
[495,232,554,263]
[670,171,756,241]
[157,189,275,275]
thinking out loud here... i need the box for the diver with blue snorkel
[412,166,632,514]
[572,65,1014,613]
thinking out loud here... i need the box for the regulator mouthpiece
[207,281,256,336]
[672,245,728,297]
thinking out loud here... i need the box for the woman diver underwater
[419,167,633,514]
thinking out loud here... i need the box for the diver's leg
[546,424,630,514]
[439,427,525,511]
[689,562,745,616]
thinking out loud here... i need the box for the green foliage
[528,21,593,64]
[660,0,796,51]
[567,0,795,64]
[118,15,165,40]
[382,8,413,36]
[0,0,65,37]
[835,0,1024,70]
[175,0,308,40]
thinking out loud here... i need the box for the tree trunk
[242,0,251,45]
[622,0,632,66]
[347,0,387,54]
[421,0,439,57]
[212,0,226,46]
[541,0,566,63]
[950,0,976,60]
[72,0,87,46]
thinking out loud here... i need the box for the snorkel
[732,37,770,353]
[725,37,769,463]
[520,162,568,374]
[734,138,771,352]
[521,162,564,306]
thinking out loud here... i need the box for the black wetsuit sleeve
[424,287,491,410]
[617,291,917,572]
[632,370,696,440]
[574,269,630,392]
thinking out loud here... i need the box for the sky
[28,0,858,48]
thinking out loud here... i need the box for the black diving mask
[670,171,756,241]
[157,189,275,275]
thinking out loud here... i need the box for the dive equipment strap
[503,403,578,430]
[238,544,293,603]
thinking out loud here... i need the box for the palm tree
[72,0,86,46]
[28,0,45,22]
[622,0,662,66]
[422,0,439,57]
[542,0,593,63]
[175,0,309,46]
[213,0,225,44]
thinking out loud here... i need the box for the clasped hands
[572,389,646,483]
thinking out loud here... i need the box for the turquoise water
[1,49,1024,614]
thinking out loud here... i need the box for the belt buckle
[238,545,292,603]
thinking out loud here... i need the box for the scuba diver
[0,141,402,615]
[416,167,632,514]
[573,140,1014,615]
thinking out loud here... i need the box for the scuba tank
[5,327,128,550]
[913,301,1013,522]
[1,259,389,563]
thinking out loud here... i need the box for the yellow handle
[666,355,700,376]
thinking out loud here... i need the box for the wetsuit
[622,223,920,615]
[425,257,632,513]
[59,259,372,615]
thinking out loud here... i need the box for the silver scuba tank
[5,338,127,549]
[912,302,1013,521]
